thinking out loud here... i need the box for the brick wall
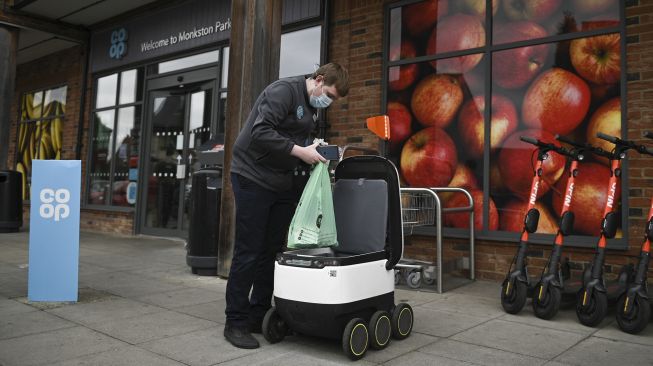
[327,0,653,282]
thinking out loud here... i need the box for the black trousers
[225,173,298,328]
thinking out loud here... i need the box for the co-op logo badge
[109,28,128,60]
[39,188,71,222]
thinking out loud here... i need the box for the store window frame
[14,83,68,202]
[85,69,145,212]
[382,0,628,249]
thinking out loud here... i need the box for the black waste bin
[187,169,222,275]
[0,170,23,233]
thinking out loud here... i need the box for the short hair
[312,62,350,97]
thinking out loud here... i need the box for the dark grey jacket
[231,76,317,192]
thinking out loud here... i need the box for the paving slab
[0,309,76,340]
[87,309,217,344]
[127,267,228,292]
[0,271,27,298]
[420,292,506,319]
[449,280,499,299]
[554,336,653,366]
[48,345,187,366]
[0,297,38,316]
[498,308,608,336]
[135,287,224,309]
[451,319,587,360]
[412,306,490,338]
[381,351,476,366]
[363,332,440,364]
[141,326,263,366]
[173,299,226,323]
[46,297,167,326]
[80,271,186,298]
[394,288,444,307]
[0,326,127,366]
[419,338,548,366]
[592,321,653,346]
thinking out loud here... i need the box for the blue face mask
[310,85,333,109]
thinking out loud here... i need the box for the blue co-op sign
[28,160,81,302]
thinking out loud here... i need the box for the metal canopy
[8,0,158,64]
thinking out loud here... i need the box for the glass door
[140,82,213,237]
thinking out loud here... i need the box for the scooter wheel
[616,294,651,334]
[407,271,422,289]
[262,307,288,344]
[576,289,608,327]
[368,310,392,350]
[532,283,561,320]
[501,279,527,314]
[391,302,413,340]
[342,318,369,360]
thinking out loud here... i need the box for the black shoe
[248,322,262,334]
[224,325,260,349]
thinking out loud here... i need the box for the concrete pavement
[1,231,651,366]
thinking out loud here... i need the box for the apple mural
[446,190,498,230]
[402,0,449,37]
[498,129,566,198]
[427,13,485,73]
[400,127,458,187]
[387,101,414,153]
[411,74,463,128]
[492,21,550,89]
[586,97,621,161]
[570,33,620,85]
[500,199,558,234]
[388,40,420,92]
[503,0,562,23]
[522,68,591,135]
[457,94,518,159]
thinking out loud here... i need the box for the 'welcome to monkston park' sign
[90,0,231,72]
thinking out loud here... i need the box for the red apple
[570,33,620,85]
[387,101,413,153]
[400,127,458,187]
[499,199,558,234]
[427,14,485,73]
[490,159,509,195]
[457,94,518,159]
[441,163,480,203]
[402,0,449,37]
[522,68,591,135]
[492,21,550,89]
[498,129,566,198]
[388,40,419,92]
[586,97,621,162]
[459,0,499,17]
[551,162,621,236]
[446,190,498,230]
[459,66,485,97]
[503,0,562,23]
[573,0,617,15]
[411,74,463,128]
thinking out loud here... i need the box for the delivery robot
[261,155,414,360]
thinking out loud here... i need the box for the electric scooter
[531,135,585,319]
[501,136,570,314]
[615,131,653,334]
[575,132,642,327]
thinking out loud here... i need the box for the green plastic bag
[287,162,338,249]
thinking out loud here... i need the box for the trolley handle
[597,132,653,157]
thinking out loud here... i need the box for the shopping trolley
[396,187,475,293]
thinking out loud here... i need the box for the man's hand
[291,142,328,165]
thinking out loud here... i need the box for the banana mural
[16,90,66,200]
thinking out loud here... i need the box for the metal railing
[398,187,475,294]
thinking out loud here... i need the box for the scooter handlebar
[556,134,612,159]
[520,136,538,145]
[597,132,618,143]
[644,131,653,140]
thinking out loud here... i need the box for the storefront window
[87,69,143,207]
[385,0,624,246]
[15,85,67,200]
[280,25,322,78]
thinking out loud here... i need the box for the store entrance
[139,70,216,237]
